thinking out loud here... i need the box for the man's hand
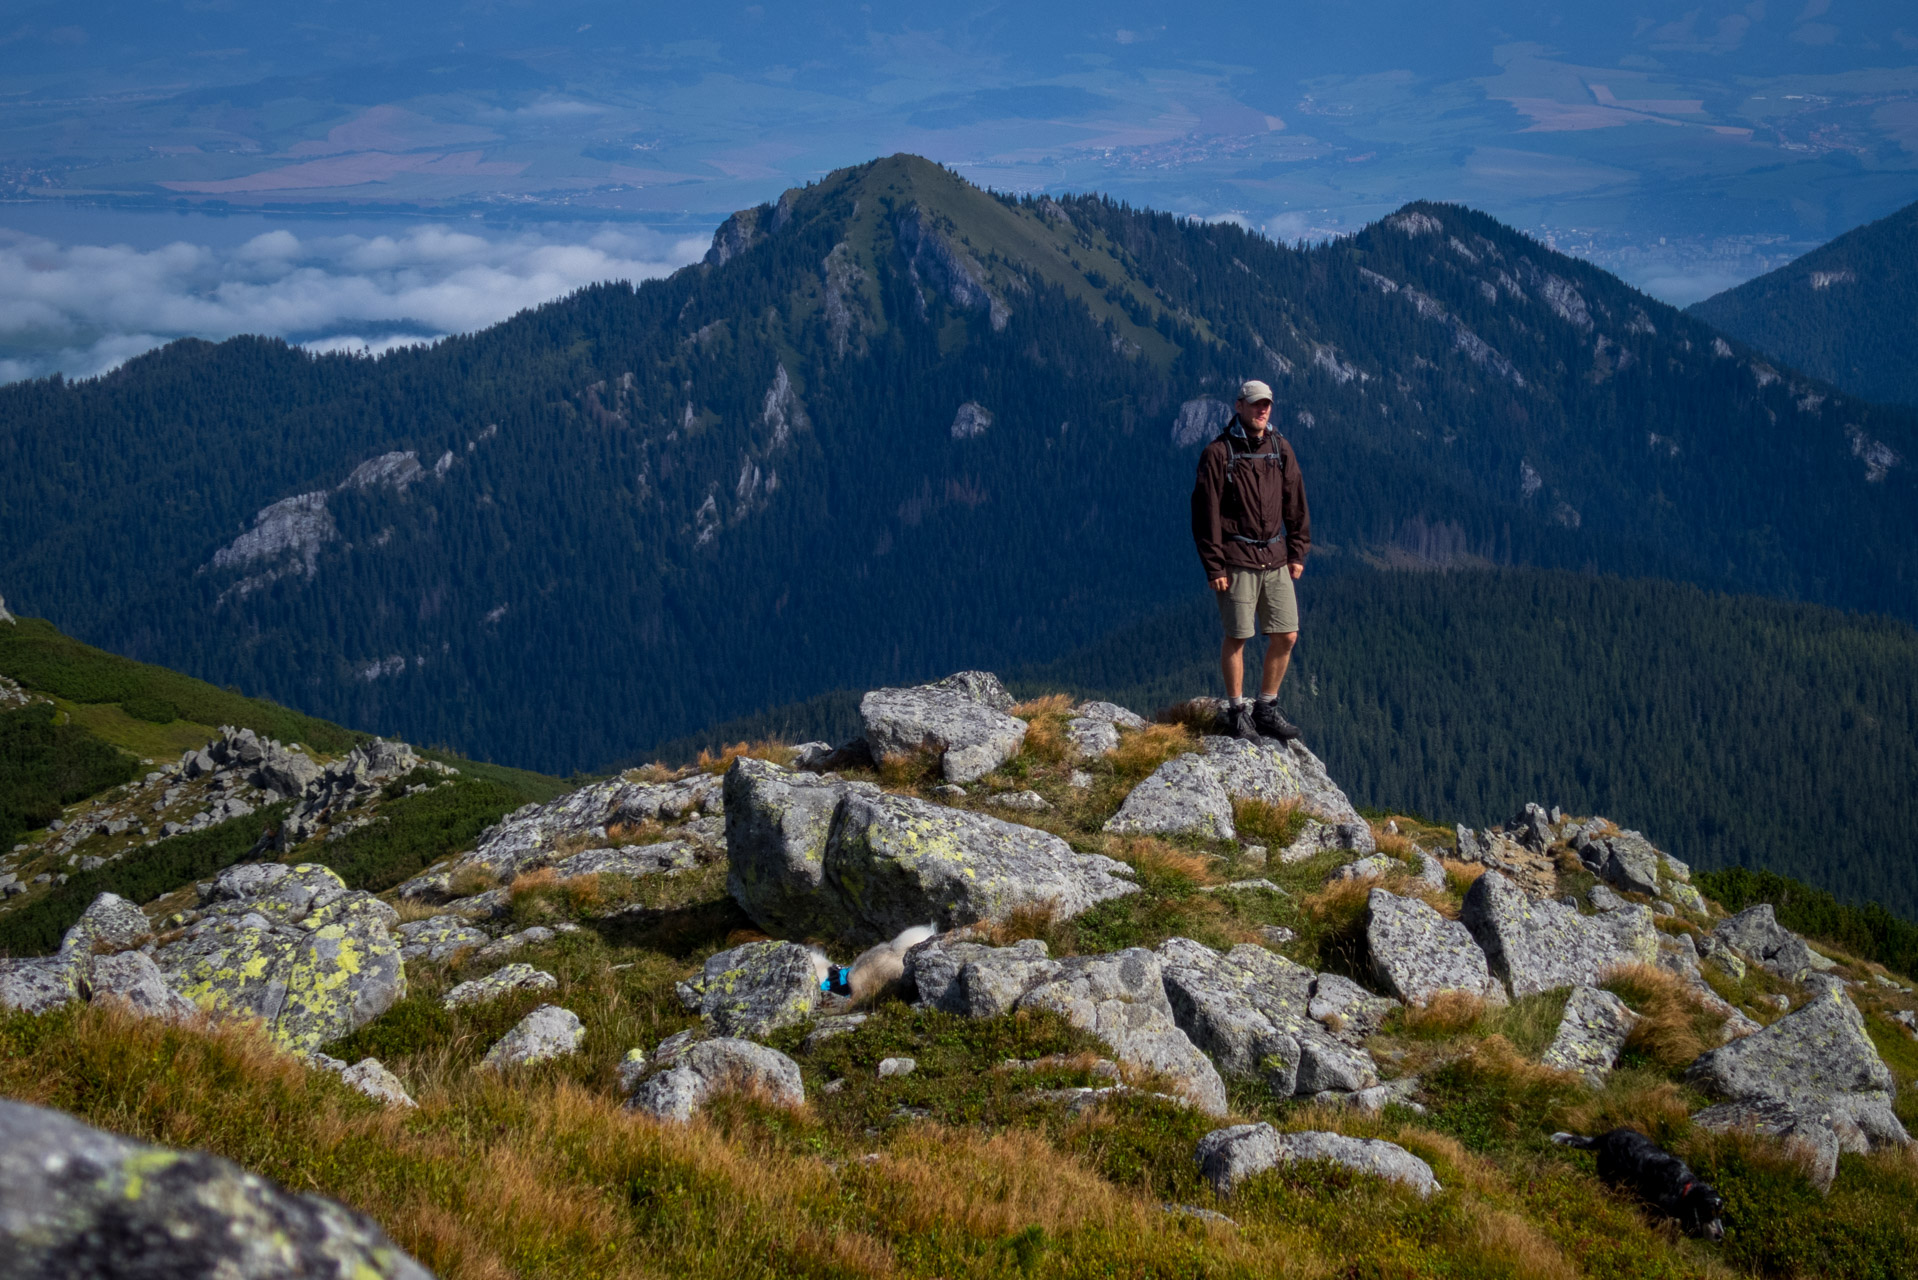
[1288,561,1304,580]
[1210,575,1229,592]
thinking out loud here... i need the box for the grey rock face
[859,677,1028,784]
[1074,700,1148,729]
[1693,1098,1842,1190]
[1015,948,1230,1115]
[396,770,721,899]
[627,1037,805,1122]
[1196,1123,1440,1197]
[1687,982,1895,1105]
[473,926,556,963]
[481,1004,584,1068]
[1461,870,1659,998]
[1588,831,1663,896]
[906,936,1061,1018]
[442,964,559,1010]
[396,915,492,963]
[552,841,699,878]
[925,670,1017,712]
[0,1098,431,1278]
[0,958,79,1014]
[1156,937,1316,1095]
[726,759,1136,943]
[62,892,151,955]
[1365,888,1505,1007]
[152,863,405,1055]
[1309,973,1401,1046]
[1540,986,1638,1083]
[87,952,198,1023]
[1065,718,1121,758]
[675,941,819,1039]
[1103,754,1236,840]
[1199,737,1376,854]
[1713,904,1816,980]
[337,1058,417,1109]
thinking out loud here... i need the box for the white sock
[1229,697,1249,709]
[1256,693,1276,704]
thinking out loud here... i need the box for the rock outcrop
[1364,888,1505,1007]
[1196,1123,1440,1197]
[153,864,405,1054]
[906,936,1062,1017]
[627,1036,805,1122]
[858,672,1027,783]
[1712,904,1817,981]
[482,1004,584,1068]
[442,964,559,1010]
[675,940,819,1038]
[1460,870,1658,998]
[0,1098,431,1278]
[725,758,1136,943]
[1104,735,1373,852]
[397,770,721,900]
[1064,700,1147,759]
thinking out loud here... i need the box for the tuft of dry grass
[697,740,794,775]
[1560,1072,1693,1147]
[509,868,606,919]
[1602,962,1724,1070]
[1124,839,1219,888]
[876,747,943,791]
[978,903,1059,947]
[1011,694,1074,766]
[1232,796,1305,849]
[448,864,502,899]
[1106,723,1196,785]
[1403,991,1490,1034]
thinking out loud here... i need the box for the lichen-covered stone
[1712,904,1816,980]
[859,676,1027,783]
[1198,736,1376,854]
[0,957,82,1015]
[1103,754,1236,840]
[1686,981,1896,1107]
[60,892,151,957]
[1196,1123,1440,1197]
[724,756,870,938]
[396,915,492,963]
[442,963,559,1010]
[1308,973,1400,1046]
[1016,947,1229,1115]
[482,1004,584,1068]
[675,941,818,1038]
[906,936,1061,1017]
[1540,985,1638,1083]
[627,1037,804,1122]
[1589,831,1663,895]
[87,951,198,1023]
[153,863,404,1055]
[1065,718,1121,758]
[551,841,699,878]
[0,1097,431,1277]
[1365,888,1505,1007]
[1461,869,1658,998]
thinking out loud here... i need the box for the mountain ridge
[1,154,1912,772]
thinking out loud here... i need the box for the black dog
[1552,1129,1726,1240]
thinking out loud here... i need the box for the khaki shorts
[1215,567,1299,639]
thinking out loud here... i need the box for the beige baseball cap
[1238,379,1274,404]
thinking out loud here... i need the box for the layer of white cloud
[0,221,711,384]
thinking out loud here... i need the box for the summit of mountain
[0,153,1913,772]
[1690,197,1918,409]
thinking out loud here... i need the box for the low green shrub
[310,779,527,893]
[0,703,139,848]
[118,694,179,724]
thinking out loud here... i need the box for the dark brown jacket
[1190,417,1310,576]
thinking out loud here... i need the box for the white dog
[810,924,937,1003]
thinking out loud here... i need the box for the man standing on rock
[1191,380,1308,742]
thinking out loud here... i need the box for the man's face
[1236,398,1273,432]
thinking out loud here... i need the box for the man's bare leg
[1220,635,1248,699]
[1259,631,1298,697]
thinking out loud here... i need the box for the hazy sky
[1,0,1914,380]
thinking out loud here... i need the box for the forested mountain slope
[2,154,1912,773]
[1690,197,1918,408]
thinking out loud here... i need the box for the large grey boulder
[552,841,699,878]
[395,770,722,900]
[1540,985,1638,1083]
[0,1098,431,1278]
[726,758,1137,943]
[1195,1123,1440,1197]
[905,936,1061,1017]
[1103,754,1236,841]
[481,1004,584,1068]
[628,1037,805,1122]
[1309,973,1401,1046]
[60,892,151,957]
[1686,981,1897,1108]
[1365,888,1505,1007]
[1015,948,1230,1115]
[153,863,405,1055]
[1586,831,1664,896]
[859,674,1027,783]
[1460,870,1659,998]
[1154,937,1377,1097]
[1712,905,1816,981]
[675,941,818,1038]
[0,958,83,1015]
[1199,737,1376,854]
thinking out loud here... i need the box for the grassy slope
[5,703,1917,1278]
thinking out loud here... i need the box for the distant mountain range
[1691,197,1918,409]
[1,155,1912,773]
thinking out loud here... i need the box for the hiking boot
[1224,701,1260,741]
[1253,699,1302,742]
